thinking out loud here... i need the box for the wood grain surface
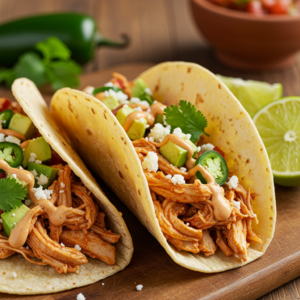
[0,0,300,299]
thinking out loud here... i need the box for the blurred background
[0,0,299,96]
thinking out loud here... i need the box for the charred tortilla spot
[125,164,128,170]
[218,84,221,89]
[68,100,74,113]
[195,93,204,105]
[187,67,191,73]
[138,189,141,195]
[246,159,250,163]
[87,129,92,136]
[91,108,95,114]
[266,168,269,172]
[119,171,123,179]
[103,113,107,120]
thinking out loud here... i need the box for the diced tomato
[49,149,64,165]
[0,172,7,179]
[261,0,276,9]
[195,151,204,159]
[112,104,125,116]
[213,146,225,157]
[0,98,11,112]
[246,0,265,15]
[116,78,125,90]
[269,0,290,14]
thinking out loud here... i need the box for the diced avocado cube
[127,118,147,141]
[8,113,35,139]
[27,163,58,188]
[183,138,198,158]
[159,140,188,167]
[155,114,164,125]
[132,78,147,98]
[116,106,134,127]
[22,137,52,168]
[102,96,120,111]
[2,204,30,237]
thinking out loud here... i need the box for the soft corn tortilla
[0,78,133,295]
[50,62,276,272]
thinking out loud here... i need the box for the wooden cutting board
[1,63,300,300]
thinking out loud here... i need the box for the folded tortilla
[50,62,276,272]
[0,78,133,295]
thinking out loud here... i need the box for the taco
[51,62,276,272]
[0,79,133,295]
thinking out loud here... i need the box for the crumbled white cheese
[28,153,37,163]
[35,160,42,165]
[0,219,2,223]
[186,223,190,226]
[24,199,33,207]
[147,108,151,114]
[12,174,17,179]
[165,174,172,179]
[142,151,158,173]
[18,166,23,170]
[172,127,191,140]
[12,272,17,278]
[148,123,170,142]
[61,243,65,247]
[13,222,16,225]
[180,167,187,172]
[60,182,65,188]
[123,104,128,108]
[145,124,150,129]
[30,170,38,178]
[133,106,142,112]
[33,186,53,200]
[144,87,152,95]
[136,284,143,291]
[5,135,21,145]
[59,190,64,194]
[102,283,105,286]
[145,137,148,141]
[37,174,49,186]
[83,85,95,95]
[197,146,201,152]
[201,143,214,152]
[104,81,114,87]
[0,133,4,142]
[75,269,80,274]
[12,213,15,217]
[74,244,81,251]
[232,200,241,210]
[104,89,128,104]
[130,97,150,107]
[149,137,154,142]
[227,175,239,190]
[171,174,185,185]
[76,293,86,300]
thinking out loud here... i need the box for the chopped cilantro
[0,178,27,212]
[0,37,81,91]
[164,100,209,143]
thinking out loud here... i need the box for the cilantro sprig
[0,37,82,91]
[164,100,209,143]
[0,178,27,212]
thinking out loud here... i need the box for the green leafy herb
[164,100,209,143]
[0,37,81,91]
[0,178,27,212]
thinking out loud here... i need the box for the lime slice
[217,75,282,117]
[253,97,300,187]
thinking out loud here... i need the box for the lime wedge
[217,75,282,117]
[253,97,300,187]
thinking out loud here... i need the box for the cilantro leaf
[14,52,48,87]
[164,100,209,143]
[0,178,27,212]
[36,37,71,62]
[45,60,82,90]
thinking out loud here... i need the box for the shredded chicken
[134,141,262,261]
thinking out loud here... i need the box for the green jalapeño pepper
[92,86,122,96]
[0,13,129,67]
[195,150,229,185]
[0,142,24,171]
[0,110,13,129]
